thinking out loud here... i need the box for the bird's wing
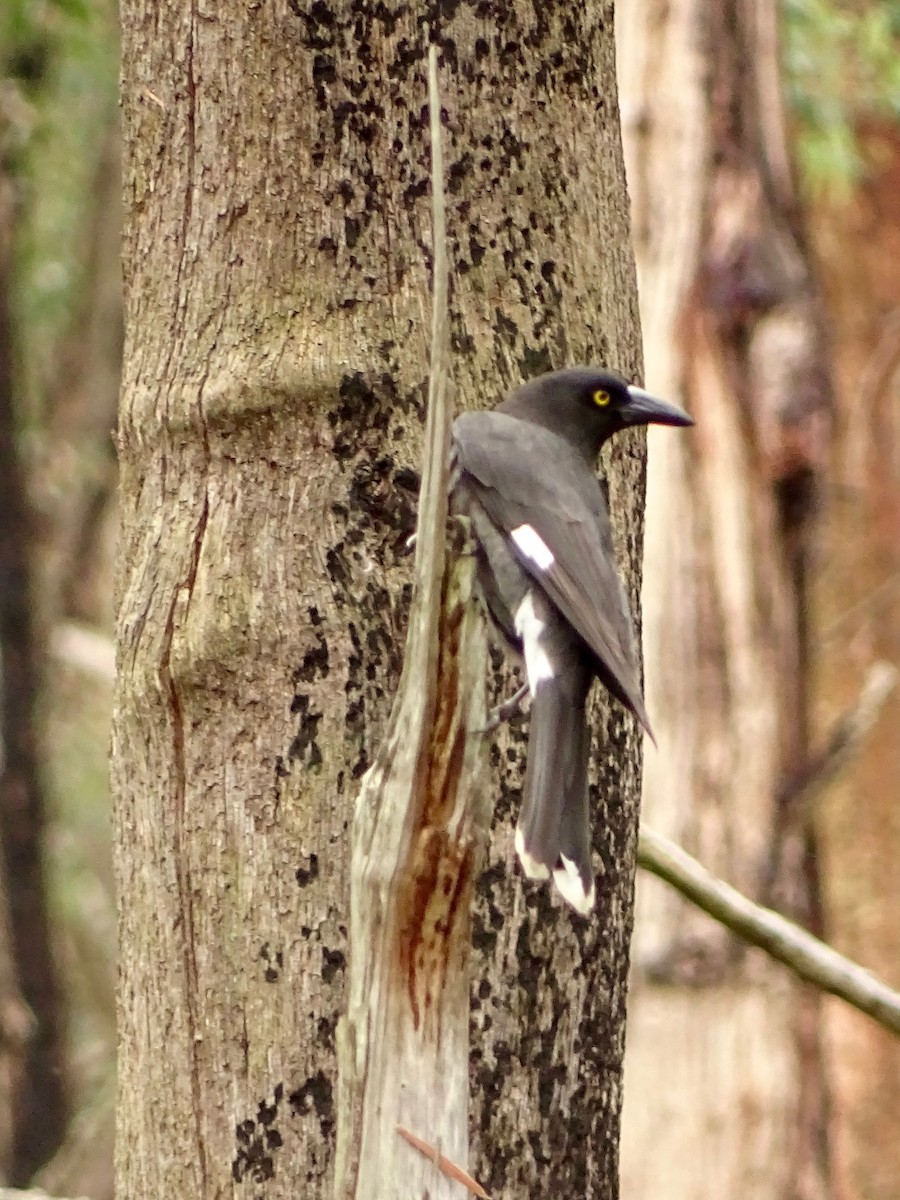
[453,411,651,734]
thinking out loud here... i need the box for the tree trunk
[811,120,900,1200]
[0,138,69,1189]
[114,3,648,1198]
[42,120,122,629]
[617,1,832,1197]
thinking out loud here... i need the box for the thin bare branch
[638,825,900,1037]
[777,660,897,830]
[822,572,900,643]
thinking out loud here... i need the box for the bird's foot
[474,682,530,734]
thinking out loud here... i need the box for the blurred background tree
[0,0,117,1194]
[619,2,900,1200]
[0,0,896,1197]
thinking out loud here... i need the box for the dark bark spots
[538,1062,568,1118]
[295,853,319,888]
[447,151,474,194]
[294,623,329,684]
[288,0,338,50]
[259,943,284,983]
[347,457,417,550]
[325,545,351,589]
[312,53,336,101]
[345,698,364,739]
[402,176,429,209]
[501,126,528,171]
[393,466,420,493]
[388,37,423,82]
[231,1084,291,1182]
[326,369,422,801]
[451,328,476,358]
[232,1118,276,1183]
[521,345,553,377]
[494,310,519,344]
[350,748,369,781]
[471,863,506,955]
[346,623,363,692]
[331,372,391,460]
[343,216,361,248]
[317,1014,337,1051]
[289,1071,335,1139]
[321,946,346,985]
[288,695,323,769]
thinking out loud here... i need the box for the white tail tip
[514,825,551,880]
[553,854,595,915]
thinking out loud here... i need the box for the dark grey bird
[451,366,693,914]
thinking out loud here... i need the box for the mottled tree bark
[114,3,646,1198]
[617,1,832,1198]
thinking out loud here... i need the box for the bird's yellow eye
[593,389,611,407]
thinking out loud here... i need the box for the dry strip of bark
[334,47,489,1200]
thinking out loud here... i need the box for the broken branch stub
[333,45,490,1200]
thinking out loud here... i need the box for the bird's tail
[515,667,595,914]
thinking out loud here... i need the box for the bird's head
[500,366,693,458]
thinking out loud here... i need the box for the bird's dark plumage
[451,366,693,914]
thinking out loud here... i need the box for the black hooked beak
[624,385,694,428]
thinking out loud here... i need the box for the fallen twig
[396,1126,491,1200]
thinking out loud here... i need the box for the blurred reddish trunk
[812,120,900,1200]
[618,1,834,1197]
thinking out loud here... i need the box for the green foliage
[2,0,117,413]
[784,0,900,195]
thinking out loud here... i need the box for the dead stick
[638,825,900,1037]
[777,660,897,830]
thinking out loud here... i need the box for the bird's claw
[473,682,530,734]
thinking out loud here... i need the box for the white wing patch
[553,855,596,914]
[511,523,555,571]
[514,592,555,696]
